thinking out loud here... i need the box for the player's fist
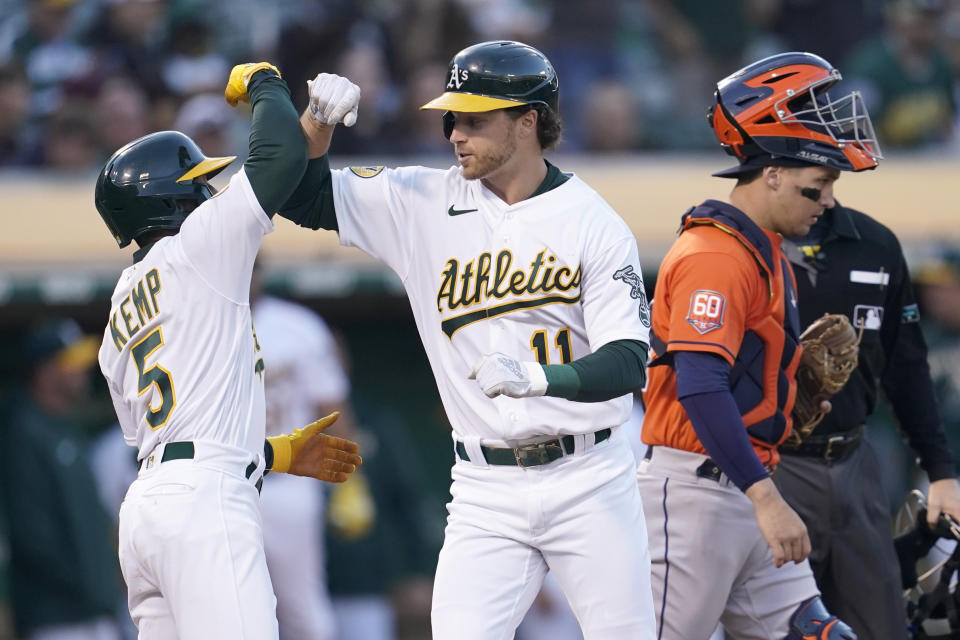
[469,352,548,399]
[307,73,360,127]
[225,62,281,107]
[746,478,811,567]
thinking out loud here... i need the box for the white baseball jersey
[253,294,346,640]
[331,165,649,443]
[99,168,273,460]
[253,295,349,437]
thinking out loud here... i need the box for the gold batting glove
[266,411,363,483]
[225,61,281,107]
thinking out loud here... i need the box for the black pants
[774,439,908,640]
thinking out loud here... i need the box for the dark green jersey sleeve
[243,72,308,216]
[276,155,338,231]
[543,339,648,402]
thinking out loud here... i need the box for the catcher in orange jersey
[638,52,882,639]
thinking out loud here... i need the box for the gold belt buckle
[823,434,846,461]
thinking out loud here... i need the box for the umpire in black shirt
[774,201,960,640]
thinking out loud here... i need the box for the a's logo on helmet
[447,63,468,90]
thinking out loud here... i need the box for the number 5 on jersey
[131,327,176,429]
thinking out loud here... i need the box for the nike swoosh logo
[448,205,478,217]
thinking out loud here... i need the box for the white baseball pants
[260,472,335,640]
[118,441,276,640]
[431,427,656,640]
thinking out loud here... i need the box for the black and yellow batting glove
[224,61,281,107]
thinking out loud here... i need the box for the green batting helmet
[421,40,559,115]
[95,131,235,248]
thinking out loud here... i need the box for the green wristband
[543,364,581,400]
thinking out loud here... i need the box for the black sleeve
[262,439,274,473]
[881,244,957,480]
[543,339,648,403]
[243,72,308,216]
[276,155,338,231]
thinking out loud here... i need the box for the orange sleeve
[662,248,755,366]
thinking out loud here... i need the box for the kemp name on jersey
[436,249,581,337]
[108,267,163,350]
[106,266,263,379]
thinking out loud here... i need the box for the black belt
[456,428,612,468]
[778,426,863,462]
[137,441,263,491]
[643,446,725,482]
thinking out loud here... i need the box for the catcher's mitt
[787,313,861,445]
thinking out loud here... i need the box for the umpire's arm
[879,246,960,524]
[880,249,956,480]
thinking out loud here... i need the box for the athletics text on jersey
[331,165,649,443]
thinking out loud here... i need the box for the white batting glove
[307,73,360,127]
[468,352,548,399]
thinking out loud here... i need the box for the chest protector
[651,201,803,456]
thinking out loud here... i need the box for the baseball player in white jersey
[271,41,656,639]
[253,286,350,640]
[94,62,361,639]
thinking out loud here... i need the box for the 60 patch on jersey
[686,290,725,334]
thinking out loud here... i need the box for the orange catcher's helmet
[709,52,881,177]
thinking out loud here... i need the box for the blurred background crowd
[2,0,960,638]
[2,0,960,169]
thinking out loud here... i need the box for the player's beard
[459,122,518,181]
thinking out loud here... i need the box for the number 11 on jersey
[530,328,572,365]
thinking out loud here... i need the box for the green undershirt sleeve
[542,339,648,403]
[276,155,338,231]
[243,72,307,216]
